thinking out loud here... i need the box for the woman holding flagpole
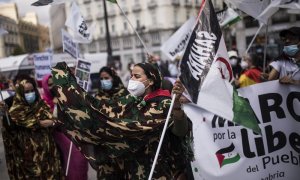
[51,61,193,179]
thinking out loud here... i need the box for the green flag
[107,0,117,3]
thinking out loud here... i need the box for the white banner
[184,80,300,180]
[160,16,195,61]
[62,29,78,59]
[33,52,52,81]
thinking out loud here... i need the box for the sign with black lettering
[62,29,78,59]
[184,80,300,180]
[33,52,52,81]
[75,58,91,91]
[160,16,195,61]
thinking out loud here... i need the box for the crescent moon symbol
[216,57,233,82]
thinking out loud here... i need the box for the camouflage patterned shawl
[7,79,63,179]
[52,62,191,179]
[9,79,53,128]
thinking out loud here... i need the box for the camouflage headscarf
[9,78,52,128]
[96,66,128,100]
[7,78,63,179]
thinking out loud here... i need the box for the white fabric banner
[62,29,78,59]
[184,80,300,180]
[160,16,195,61]
[33,52,52,81]
[65,2,94,43]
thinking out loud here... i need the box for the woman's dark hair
[248,53,263,68]
[99,66,123,89]
[13,74,32,85]
[135,63,162,91]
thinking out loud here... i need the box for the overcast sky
[1,0,50,26]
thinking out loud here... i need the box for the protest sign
[33,52,52,81]
[75,59,91,91]
[183,80,300,180]
[62,29,79,59]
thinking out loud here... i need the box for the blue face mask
[283,44,299,57]
[25,92,36,104]
[100,80,113,90]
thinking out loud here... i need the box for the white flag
[160,16,196,61]
[65,2,94,44]
[226,0,270,22]
[227,0,300,24]
[257,0,300,24]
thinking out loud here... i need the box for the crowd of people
[0,26,299,179]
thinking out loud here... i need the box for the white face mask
[230,58,238,66]
[127,79,146,97]
[241,60,248,69]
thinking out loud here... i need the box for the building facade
[67,0,209,70]
[63,0,300,70]
[49,4,67,52]
[0,15,19,58]
[0,3,50,57]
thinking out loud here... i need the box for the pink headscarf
[41,74,54,111]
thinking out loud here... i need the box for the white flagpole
[148,94,176,180]
[65,141,73,176]
[0,89,10,126]
[116,3,150,55]
[263,19,269,73]
[245,23,264,55]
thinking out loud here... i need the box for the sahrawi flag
[216,7,241,28]
[65,1,94,43]
[179,0,261,133]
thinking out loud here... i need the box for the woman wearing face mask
[96,66,128,101]
[51,62,192,179]
[41,74,89,180]
[8,77,63,179]
[266,27,300,85]
[235,53,262,88]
